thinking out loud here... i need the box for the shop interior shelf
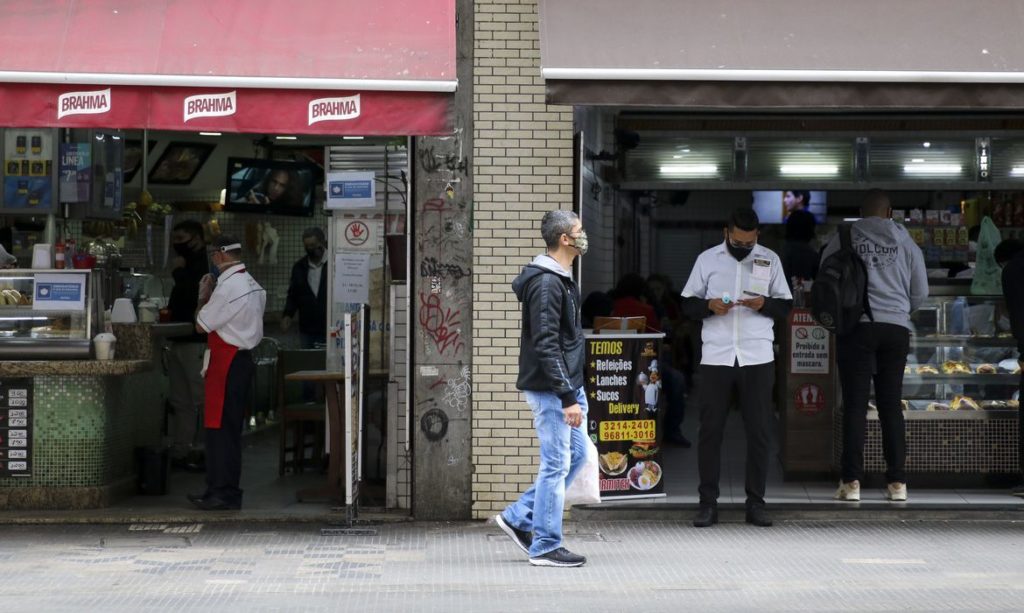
[868,408,1018,420]
[911,335,1018,348]
[903,373,1019,385]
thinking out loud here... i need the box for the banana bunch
[0,286,30,306]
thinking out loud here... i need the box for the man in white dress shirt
[681,208,792,528]
[189,235,266,510]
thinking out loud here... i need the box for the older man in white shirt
[681,207,792,529]
[189,235,266,511]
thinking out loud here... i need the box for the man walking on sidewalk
[822,190,928,503]
[495,210,590,568]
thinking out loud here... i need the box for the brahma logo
[57,88,111,119]
[184,91,236,122]
[308,94,360,125]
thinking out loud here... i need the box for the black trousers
[837,323,910,484]
[696,361,775,508]
[205,350,255,504]
[1019,372,1024,478]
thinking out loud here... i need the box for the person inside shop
[281,227,328,348]
[610,273,661,332]
[581,290,613,329]
[781,208,819,292]
[166,220,209,471]
[246,168,303,208]
[822,190,927,504]
[188,235,266,511]
[783,189,811,221]
[998,238,1024,498]
[496,209,589,568]
[681,207,792,528]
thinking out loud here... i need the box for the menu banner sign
[585,333,666,499]
[0,378,33,478]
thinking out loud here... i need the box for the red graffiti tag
[419,292,465,356]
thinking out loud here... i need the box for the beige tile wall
[472,0,575,518]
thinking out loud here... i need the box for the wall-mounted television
[751,190,827,224]
[224,157,316,217]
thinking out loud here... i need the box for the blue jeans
[502,387,589,557]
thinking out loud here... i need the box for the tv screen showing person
[225,158,316,216]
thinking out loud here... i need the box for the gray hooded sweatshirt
[821,217,928,330]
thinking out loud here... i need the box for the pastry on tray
[941,360,971,374]
[951,395,981,411]
[916,365,939,375]
[976,363,998,374]
[925,402,951,411]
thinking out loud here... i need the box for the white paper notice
[334,252,371,304]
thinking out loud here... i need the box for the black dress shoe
[745,506,773,527]
[665,432,692,448]
[192,496,241,511]
[692,506,718,528]
[186,491,209,504]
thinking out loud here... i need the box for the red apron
[204,331,239,429]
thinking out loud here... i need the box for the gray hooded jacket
[511,254,584,407]
[821,217,928,329]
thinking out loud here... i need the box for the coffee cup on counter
[93,333,117,360]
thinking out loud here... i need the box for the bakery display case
[899,286,1019,419]
[0,269,96,359]
[843,282,1021,478]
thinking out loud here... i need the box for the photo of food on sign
[627,461,662,491]
[586,334,666,498]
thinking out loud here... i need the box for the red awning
[0,0,455,134]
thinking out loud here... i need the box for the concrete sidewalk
[0,518,1022,612]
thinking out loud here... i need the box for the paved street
[0,518,1022,612]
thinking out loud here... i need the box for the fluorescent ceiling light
[659,164,718,176]
[276,136,297,141]
[779,164,839,176]
[923,142,931,148]
[911,158,925,163]
[843,217,862,222]
[343,136,365,140]
[1010,166,1024,176]
[199,132,222,136]
[903,163,962,175]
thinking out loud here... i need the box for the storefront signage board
[32,273,86,312]
[0,379,32,478]
[326,171,376,209]
[790,310,829,374]
[58,143,91,203]
[3,129,53,211]
[584,332,666,499]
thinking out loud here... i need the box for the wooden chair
[277,348,327,475]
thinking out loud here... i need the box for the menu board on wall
[0,378,33,478]
[3,130,53,211]
[584,334,666,499]
[58,143,92,203]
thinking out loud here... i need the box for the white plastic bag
[565,436,601,507]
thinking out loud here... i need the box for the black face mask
[172,241,194,258]
[306,247,325,261]
[727,242,754,261]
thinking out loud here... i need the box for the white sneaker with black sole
[529,547,586,567]
[494,514,532,556]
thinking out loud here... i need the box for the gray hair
[302,227,326,244]
[540,210,579,249]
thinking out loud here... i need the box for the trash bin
[135,445,169,495]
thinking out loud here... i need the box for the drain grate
[128,523,203,535]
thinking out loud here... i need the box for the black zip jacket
[167,247,208,342]
[283,256,328,337]
[513,255,584,407]
[1002,251,1024,355]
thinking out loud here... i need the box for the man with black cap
[189,235,266,510]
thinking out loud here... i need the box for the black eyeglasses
[727,234,757,249]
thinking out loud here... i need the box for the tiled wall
[472,0,575,518]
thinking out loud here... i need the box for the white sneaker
[886,482,908,501]
[834,480,861,501]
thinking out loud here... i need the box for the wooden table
[284,369,346,503]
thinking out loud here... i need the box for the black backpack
[812,225,873,335]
